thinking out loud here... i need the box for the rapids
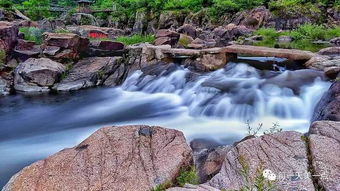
[0,57,330,187]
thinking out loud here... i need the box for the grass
[19,27,43,45]
[115,35,155,45]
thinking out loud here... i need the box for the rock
[14,58,65,93]
[194,146,231,183]
[42,46,60,56]
[309,121,340,191]
[245,35,263,42]
[184,9,211,28]
[212,26,230,47]
[132,11,147,34]
[187,38,206,49]
[155,30,180,46]
[330,37,340,46]
[14,39,41,60]
[66,25,125,39]
[312,81,340,122]
[208,131,315,191]
[278,35,293,43]
[324,66,340,79]
[178,34,194,48]
[0,72,13,95]
[184,51,227,72]
[167,184,220,191]
[327,8,340,26]
[88,40,125,57]
[177,24,197,39]
[318,47,340,56]
[158,11,186,29]
[69,13,99,26]
[38,19,65,32]
[233,6,271,29]
[42,32,89,60]
[0,21,18,54]
[54,57,123,91]
[305,55,333,70]
[3,125,192,191]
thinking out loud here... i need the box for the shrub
[54,28,70,33]
[176,166,199,187]
[269,0,321,20]
[255,28,279,40]
[116,35,155,45]
[19,27,43,45]
[20,0,50,20]
[0,0,13,9]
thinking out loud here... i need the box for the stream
[0,57,330,188]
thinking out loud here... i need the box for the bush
[19,0,50,21]
[269,0,321,20]
[0,0,13,9]
[176,166,199,187]
[19,27,43,44]
[54,28,70,33]
[116,35,155,45]
[255,28,279,40]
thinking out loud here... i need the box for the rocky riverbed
[0,4,340,191]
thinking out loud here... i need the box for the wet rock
[312,81,340,122]
[305,55,333,70]
[14,58,65,93]
[208,131,315,191]
[330,37,340,47]
[54,57,123,91]
[0,72,13,95]
[184,52,227,72]
[155,29,180,46]
[3,125,192,191]
[309,121,340,191]
[167,184,220,191]
[318,47,340,56]
[324,66,340,79]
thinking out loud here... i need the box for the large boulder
[54,57,123,91]
[208,131,315,191]
[42,32,89,60]
[158,11,186,29]
[318,47,340,56]
[3,125,192,191]
[132,11,147,34]
[0,72,13,95]
[312,81,340,122]
[309,121,340,191]
[14,39,41,61]
[177,24,197,39]
[0,21,18,55]
[14,58,65,93]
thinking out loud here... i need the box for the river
[0,57,330,188]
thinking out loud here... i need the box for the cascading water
[0,57,331,188]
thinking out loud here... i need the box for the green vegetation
[116,35,155,45]
[151,165,199,191]
[15,0,50,21]
[0,49,6,68]
[252,24,340,52]
[19,27,44,45]
[176,166,199,187]
[246,121,282,136]
[60,63,73,80]
[54,28,70,34]
[239,155,277,191]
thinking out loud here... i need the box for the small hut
[77,0,94,13]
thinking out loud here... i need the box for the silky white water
[0,58,330,187]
